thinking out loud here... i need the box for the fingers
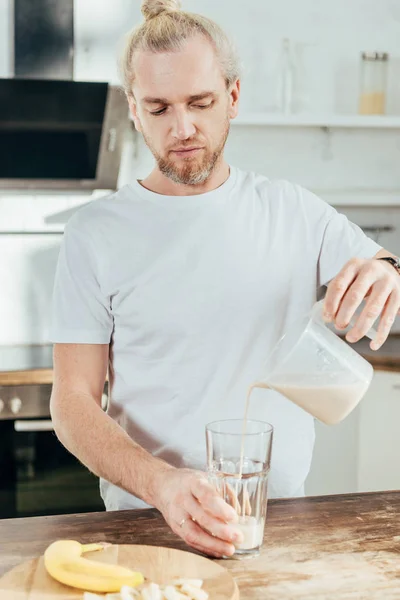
[324,258,400,347]
[370,290,400,350]
[191,477,238,523]
[225,482,241,513]
[333,268,377,331]
[345,282,391,343]
[184,495,244,545]
[173,516,236,558]
[323,259,361,322]
[218,481,251,517]
[243,483,252,516]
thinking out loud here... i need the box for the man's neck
[139,159,230,197]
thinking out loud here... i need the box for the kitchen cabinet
[306,369,400,497]
[306,406,360,496]
[358,370,400,492]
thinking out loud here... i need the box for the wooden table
[0,491,399,599]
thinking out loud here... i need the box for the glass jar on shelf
[358,51,389,115]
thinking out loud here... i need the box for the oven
[0,383,107,519]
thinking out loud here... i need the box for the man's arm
[323,248,400,350]
[50,343,241,557]
[50,343,172,506]
[374,249,398,261]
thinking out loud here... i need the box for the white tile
[0,196,31,231]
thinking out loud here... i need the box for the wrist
[142,458,176,508]
[376,256,400,276]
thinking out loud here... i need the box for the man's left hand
[323,257,400,350]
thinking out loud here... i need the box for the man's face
[129,36,239,186]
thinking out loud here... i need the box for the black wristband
[377,256,400,275]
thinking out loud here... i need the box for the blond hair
[119,0,241,97]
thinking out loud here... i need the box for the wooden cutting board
[0,544,239,599]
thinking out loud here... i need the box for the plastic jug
[259,300,374,425]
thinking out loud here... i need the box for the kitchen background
[0,0,399,518]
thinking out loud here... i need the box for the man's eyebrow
[142,91,217,104]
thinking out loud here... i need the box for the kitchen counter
[351,334,400,372]
[0,491,399,598]
[1,336,400,386]
[0,368,54,385]
[0,344,53,385]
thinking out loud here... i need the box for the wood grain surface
[0,544,239,600]
[0,369,54,386]
[0,492,399,599]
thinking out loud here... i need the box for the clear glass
[206,419,273,559]
[359,53,389,115]
[258,300,374,425]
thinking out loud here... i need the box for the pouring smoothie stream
[208,300,376,558]
[235,299,375,508]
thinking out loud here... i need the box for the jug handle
[312,300,377,342]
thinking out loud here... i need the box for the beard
[142,118,230,186]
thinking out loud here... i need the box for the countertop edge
[0,353,399,386]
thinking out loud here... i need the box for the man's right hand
[153,468,244,558]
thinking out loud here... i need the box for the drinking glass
[206,419,273,559]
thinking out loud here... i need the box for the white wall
[71,0,400,115]
[0,194,95,344]
[71,0,400,195]
[0,0,400,345]
[0,0,11,77]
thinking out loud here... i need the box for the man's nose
[171,110,196,140]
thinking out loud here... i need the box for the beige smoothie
[233,373,369,549]
[238,375,368,477]
[266,375,370,425]
[234,516,265,550]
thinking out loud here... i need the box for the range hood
[1,0,129,192]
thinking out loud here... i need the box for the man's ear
[127,95,142,133]
[228,78,240,120]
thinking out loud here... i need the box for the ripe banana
[44,540,144,592]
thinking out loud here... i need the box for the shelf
[232,114,400,128]
[320,190,400,207]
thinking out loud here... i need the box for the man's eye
[150,102,213,115]
[150,108,167,116]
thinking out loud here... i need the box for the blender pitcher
[259,300,375,425]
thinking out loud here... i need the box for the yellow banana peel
[44,540,144,592]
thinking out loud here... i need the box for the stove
[0,344,106,518]
[0,345,53,420]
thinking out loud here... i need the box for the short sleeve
[50,221,113,344]
[316,197,382,287]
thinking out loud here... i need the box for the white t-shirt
[50,166,381,510]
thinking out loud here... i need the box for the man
[50,0,400,559]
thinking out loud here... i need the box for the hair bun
[141,0,181,20]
